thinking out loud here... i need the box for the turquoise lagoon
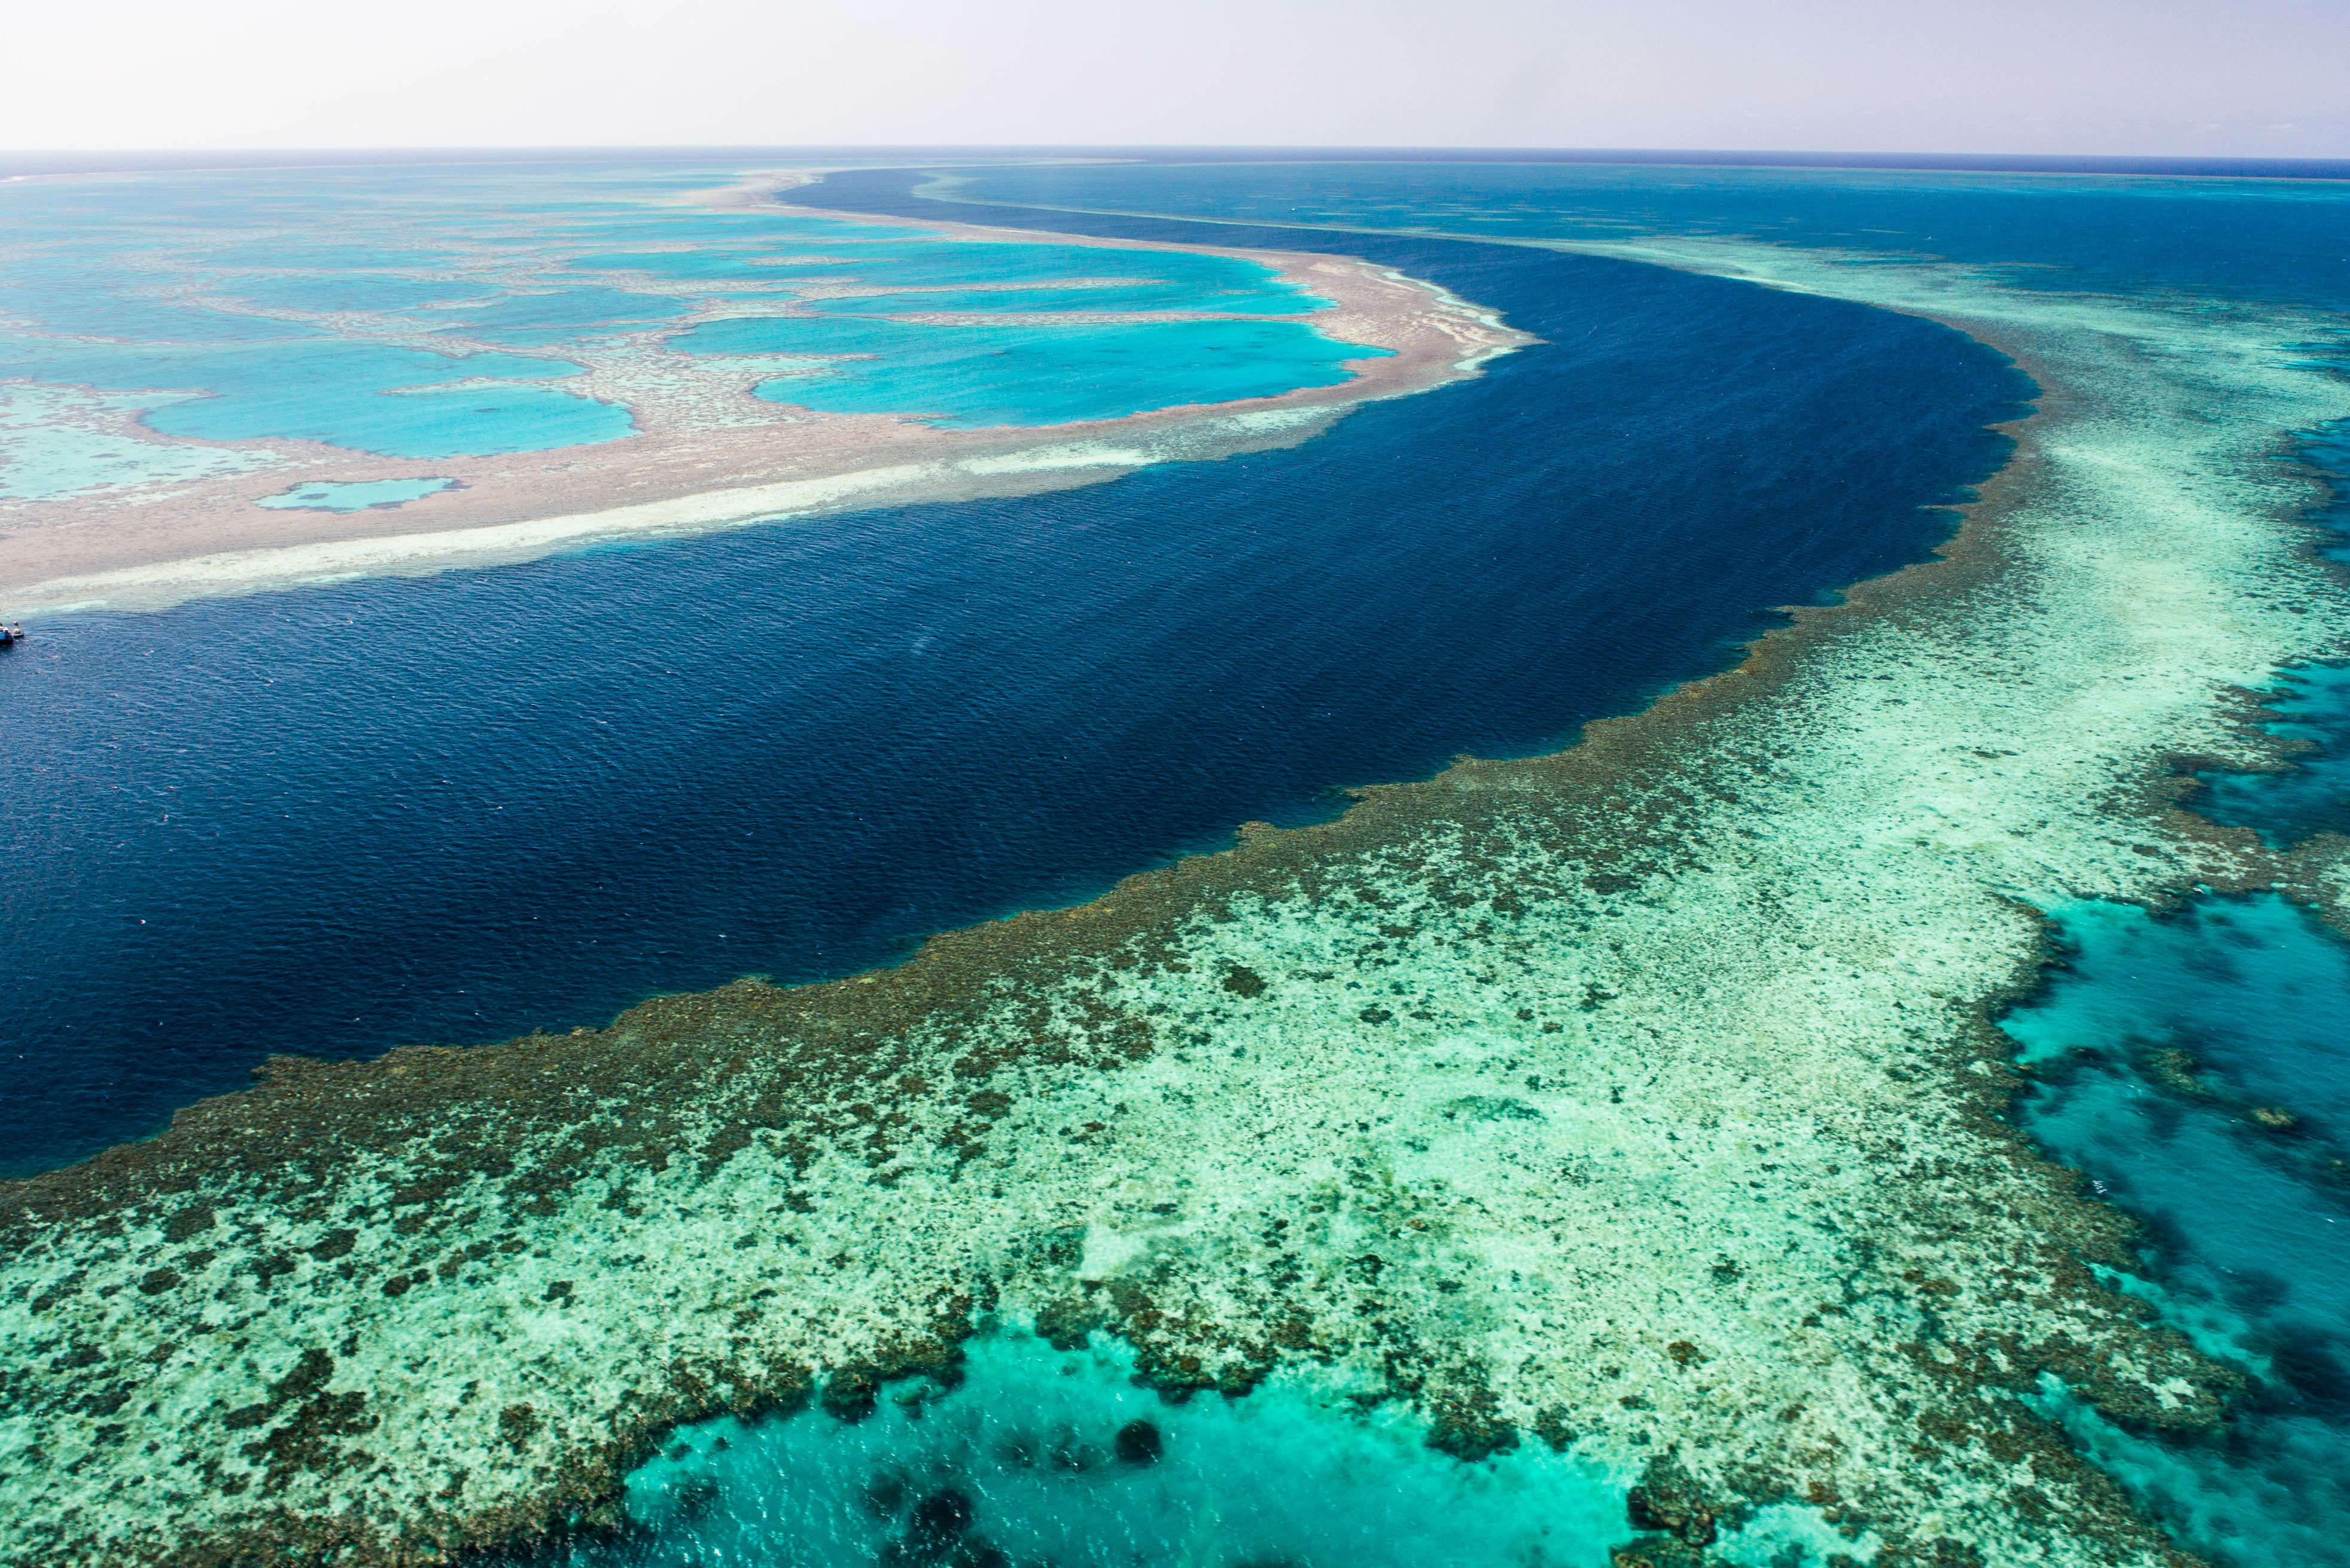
[0,162,1366,482]
[414,286,696,334]
[202,270,492,315]
[0,339,626,458]
[564,233,1325,303]
[672,313,1378,428]
[0,278,322,344]
[795,282,1328,316]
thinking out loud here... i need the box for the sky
[3,0,2346,157]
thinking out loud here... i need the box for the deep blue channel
[0,170,2028,1174]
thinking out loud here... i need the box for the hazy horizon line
[7,145,2350,182]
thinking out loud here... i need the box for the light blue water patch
[677,313,1378,428]
[206,272,489,315]
[2001,894,2350,1568]
[802,282,1331,315]
[799,240,1301,294]
[0,163,1392,475]
[550,216,929,245]
[572,239,1313,312]
[191,245,462,269]
[768,320,1372,427]
[565,248,884,281]
[0,342,626,458]
[518,1332,1630,1568]
[0,279,319,343]
[447,327,653,349]
[255,476,458,511]
[412,286,695,333]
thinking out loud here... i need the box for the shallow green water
[502,1332,1865,1568]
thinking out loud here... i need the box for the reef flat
[1,170,1522,613]
[11,220,2350,1567]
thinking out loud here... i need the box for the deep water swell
[0,170,2027,1174]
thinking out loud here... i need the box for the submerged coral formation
[8,215,2350,1568]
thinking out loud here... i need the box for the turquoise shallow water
[0,385,280,499]
[797,282,1328,316]
[512,1335,1630,1568]
[670,313,1377,427]
[2002,895,2350,1567]
[0,339,625,459]
[0,162,1361,470]
[415,287,695,334]
[0,279,321,343]
[208,271,490,315]
[496,1332,1865,1568]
